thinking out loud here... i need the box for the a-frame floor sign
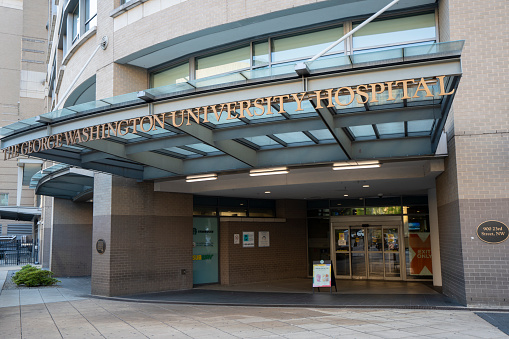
[312,260,337,294]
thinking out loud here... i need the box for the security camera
[378,193,383,198]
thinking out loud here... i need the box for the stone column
[50,198,93,276]
[91,173,193,297]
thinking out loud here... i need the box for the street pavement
[0,269,508,338]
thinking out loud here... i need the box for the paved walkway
[1,271,508,338]
[1,299,508,338]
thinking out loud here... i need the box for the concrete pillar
[428,188,442,288]
[91,174,193,297]
[50,198,93,276]
[40,196,53,269]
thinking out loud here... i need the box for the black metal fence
[0,239,38,266]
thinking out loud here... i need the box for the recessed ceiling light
[363,185,370,188]
[344,194,349,197]
[265,191,271,194]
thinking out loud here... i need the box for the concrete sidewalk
[1,273,508,338]
[1,299,508,338]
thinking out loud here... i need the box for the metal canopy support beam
[431,76,460,152]
[334,105,440,127]
[311,99,352,160]
[352,136,431,158]
[175,123,258,167]
[81,139,183,174]
[125,135,197,155]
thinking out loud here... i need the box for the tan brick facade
[50,198,93,277]
[436,0,509,306]
[92,174,193,297]
[220,200,308,285]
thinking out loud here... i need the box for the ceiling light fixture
[250,167,289,176]
[265,191,271,194]
[185,173,217,182]
[333,160,381,171]
[363,185,370,188]
[344,194,349,197]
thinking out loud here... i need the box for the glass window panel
[408,119,434,133]
[377,122,404,135]
[72,4,79,42]
[244,135,280,147]
[193,206,217,216]
[336,253,350,276]
[116,133,143,140]
[349,125,375,138]
[253,41,269,66]
[85,0,97,30]
[309,129,334,141]
[366,206,402,215]
[0,193,8,206]
[273,131,310,144]
[196,46,250,79]
[331,208,365,216]
[186,143,220,153]
[219,207,247,217]
[245,105,285,121]
[351,228,365,251]
[353,13,436,50]
[335,229,349,252]
[272,26,344,63]
[164,147,198,156]
[152,63,190,88]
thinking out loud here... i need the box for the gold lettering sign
[2,76,455,160]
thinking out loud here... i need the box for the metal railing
[0,238,38,266]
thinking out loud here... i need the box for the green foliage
[12,265,60,287]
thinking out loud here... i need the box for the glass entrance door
[332,223,403,280]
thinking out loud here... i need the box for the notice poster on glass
[312,262,332,288]
[409,233,432,275]
[337,233,346,246]
[258,231,270,247]
[243,232,254,248]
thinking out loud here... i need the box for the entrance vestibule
[331,216,405,280]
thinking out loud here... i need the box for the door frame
[330,216,406,281]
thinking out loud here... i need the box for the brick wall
[92,173,193,297]
[50,198,93,277]
[220,200,307,285]
[436,0,509,306]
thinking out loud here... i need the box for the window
[63,0,97,51]
[0,193,8,206]
[85,0,97,31]
[352,13,436,52]
[150,12,436,88]
[196,46,250,79]
[271,26,344,63]
[71,3,80,44]
[152,62,190,87]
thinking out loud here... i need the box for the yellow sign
[2,76,454,160]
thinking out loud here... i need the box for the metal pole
[308,0,400,63]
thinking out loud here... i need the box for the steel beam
[81,139,183,174]
[311,99,352,160]
[174,123,258,167]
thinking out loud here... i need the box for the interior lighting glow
[250,167,289,176]
[363,185,370,188]
[185,173,217,182]
[265,191,271,194]
[333,160,381,171]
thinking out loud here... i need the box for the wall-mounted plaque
[96,239,106,254]
[476,221,509,244]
